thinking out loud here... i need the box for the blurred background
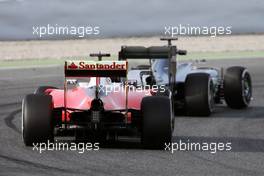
[0,0,263,66]
[0,0,263,40]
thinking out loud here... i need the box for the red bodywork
[47,86,151,122]
[49,87,149,110]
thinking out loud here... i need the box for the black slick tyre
[141,96,173,149]
[22,94,54,146]
[224,66,252,109]
[185,73,214,116]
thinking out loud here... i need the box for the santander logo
[66,61,127,71]
[68,62,78,69]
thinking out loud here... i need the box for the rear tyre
[34,86,58,95]
[22,94,54,146]
[141,96,173,149]
[224,66,252,109]
[185,73,214,116]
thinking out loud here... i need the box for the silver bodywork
[127,60,220,86]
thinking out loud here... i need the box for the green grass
[0,57,114,68]
[178,50,264,60]
[0,58,63,68]
[0,50,263,68]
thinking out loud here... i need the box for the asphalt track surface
[0,58,264,176]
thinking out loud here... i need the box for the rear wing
[65,60,127,77]
[118,46,186,60]
[118,45,186,93]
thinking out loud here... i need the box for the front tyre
[224,66,252,109]
[22,94,54,146]
[185,73,214,116]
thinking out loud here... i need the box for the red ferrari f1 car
[22,45,185,148]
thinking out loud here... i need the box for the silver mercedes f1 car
[127,38,252,116]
